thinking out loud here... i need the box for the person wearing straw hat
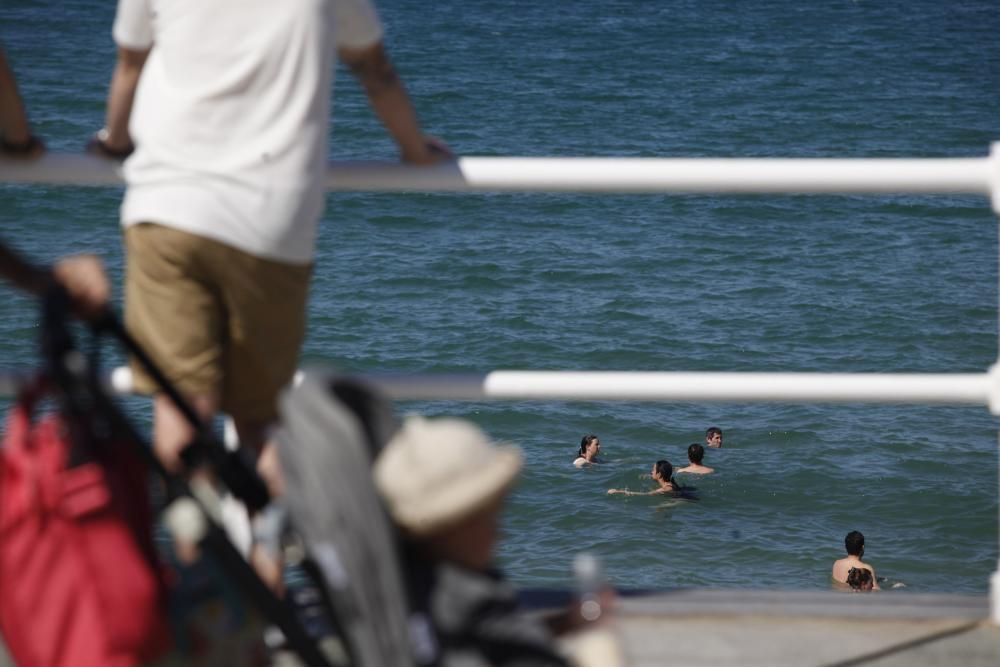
[376,416,524,563]
[375,415,573,666]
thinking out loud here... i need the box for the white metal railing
[2,146,1000,623]
[0,150,997,195]
[336,370,998,406]
[3,367,983,409]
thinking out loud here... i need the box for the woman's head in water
[651,459,673,483]
[578,434,600,461]
[846,567,873,592]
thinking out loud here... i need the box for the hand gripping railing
[3,143,1000,623]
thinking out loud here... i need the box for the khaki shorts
[124,223,312,423]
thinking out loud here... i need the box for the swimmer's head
[705,427,722,447]
[579,433,601,458]
[652,459,673,482]
[846,567,873,591]
[687,443,705,464]
[844,531,865,556]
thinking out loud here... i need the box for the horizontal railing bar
[344,370,996,407]
[0,153,994,195]
[1,367,993,411]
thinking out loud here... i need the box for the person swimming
[846,567,874,592]
[608,460,677,496]
[675,443,714,475]
[573,434,601,468]
[831,530,880,590]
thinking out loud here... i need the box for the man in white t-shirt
[94,0,451,471]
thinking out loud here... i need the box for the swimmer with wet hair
[608,460,676,496]
[846,567,874,592]
[676,443,714,475]
[705,426,723,448]
[573,434,601,468]
[832,530,880,590]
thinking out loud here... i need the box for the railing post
[990,142,1000,625]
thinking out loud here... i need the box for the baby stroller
[271,372,415,666]
[275,371,578,667]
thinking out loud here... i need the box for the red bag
[0,392,170,667]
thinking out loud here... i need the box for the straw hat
[374,416,523,536]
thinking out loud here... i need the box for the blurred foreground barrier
[1,150,997,195]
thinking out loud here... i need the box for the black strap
[95,310,270,512]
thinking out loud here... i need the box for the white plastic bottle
[573,552,606,622]
[562,552,627,667]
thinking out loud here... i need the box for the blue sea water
[1,0,999,594]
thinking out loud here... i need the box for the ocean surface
[1,0,998,594]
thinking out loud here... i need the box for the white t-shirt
[113,0,383,264]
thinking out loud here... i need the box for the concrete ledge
[522,587,989,620]
[618,588,989,620]
[523,588,998,667]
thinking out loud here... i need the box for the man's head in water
[845,531,865,557]
[687,443,705,464]
[705,427,723,448]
